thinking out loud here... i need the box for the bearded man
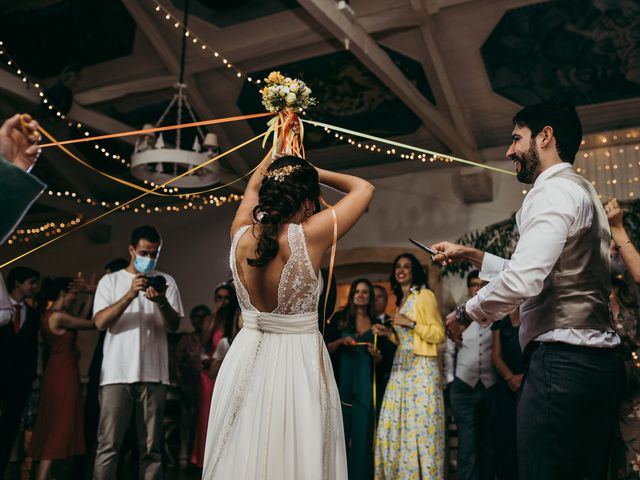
[432,102,624,480]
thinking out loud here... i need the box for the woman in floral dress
[372,253,446,479]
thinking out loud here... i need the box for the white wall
[1,161,524,373]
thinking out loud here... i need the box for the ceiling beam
[72,3,425,107]
[0,69,136,146]
[121,0,180,74]
[296,0,481,163]
[410,0,477,149]
[75,75,176,105]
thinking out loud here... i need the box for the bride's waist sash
[242,310,318,334]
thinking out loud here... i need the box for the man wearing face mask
[92,225,184,480]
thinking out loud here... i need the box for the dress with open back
[202,223,347,479]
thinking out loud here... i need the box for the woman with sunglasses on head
[372,253,446,479]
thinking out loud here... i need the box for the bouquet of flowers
[260,71,316,113]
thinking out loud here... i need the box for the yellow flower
[266,71,284,84]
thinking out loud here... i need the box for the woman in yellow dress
[372,253,446,479]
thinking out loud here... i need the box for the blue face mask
[133,255,157,274]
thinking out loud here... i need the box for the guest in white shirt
[432,102,625,480]
[443,271,496,480]
[92,225,184,480]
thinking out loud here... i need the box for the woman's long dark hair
[212,285,238,332]
[337,278,377,332]
[248,156,320,267]
[389,253,428,306]
[37,277,72,314]
[224,310,242,345]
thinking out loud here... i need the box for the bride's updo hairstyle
[248,155,320,267]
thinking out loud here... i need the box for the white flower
[285,93,297,105]
[279,89,287,97]
[632,453,640,472]
[289,82,299,93]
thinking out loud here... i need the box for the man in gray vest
[432,102,624,480]
[444,270,496,480]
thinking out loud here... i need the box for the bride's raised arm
[304,168,374,250]
[230,153,273,237]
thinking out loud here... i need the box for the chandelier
[130,0,220,189]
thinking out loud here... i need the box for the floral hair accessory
[263,164,302,182]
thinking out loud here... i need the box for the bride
[202,153,374,479]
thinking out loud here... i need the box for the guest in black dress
[491,310,524,480]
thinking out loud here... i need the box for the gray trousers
[94,383,167,480]
[450,378,496,480]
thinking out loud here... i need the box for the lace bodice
[230,223,321,315]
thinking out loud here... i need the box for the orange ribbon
[38,112,272,149]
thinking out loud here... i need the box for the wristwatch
[455,303,472,327]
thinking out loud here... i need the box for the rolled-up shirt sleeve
[478,252,509,282]
[465,177,590,325]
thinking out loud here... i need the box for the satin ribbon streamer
[0,130,268,269]
[303,119,516,176]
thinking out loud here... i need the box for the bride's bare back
[233,222,321,314]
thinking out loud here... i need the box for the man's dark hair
[130,225,161,247]
[104,258,129,273]
[512,102,582,164]
[374,284,388,301]
[466,270,480,288]
[6,266,40,291]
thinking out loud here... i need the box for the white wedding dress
[202,223,347,479]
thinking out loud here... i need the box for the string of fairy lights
[319,125,455,165]
[149,0,263,87]
[572,130,640,201]
[5,11,640,248]
[0,41,129,168]
[6,217,83,246]
[0,36,253,246]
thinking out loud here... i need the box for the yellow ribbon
[372,333,378,450]
[303,119,516,176]
[0,131,268,269]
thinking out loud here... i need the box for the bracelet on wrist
[455,303,472,327]
[617,239,633,250]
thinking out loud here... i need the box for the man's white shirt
[465,162,619,347]
[93,268,185,386]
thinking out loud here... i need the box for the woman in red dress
[28,277,94,480]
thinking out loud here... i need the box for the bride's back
[232,222,319,314]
